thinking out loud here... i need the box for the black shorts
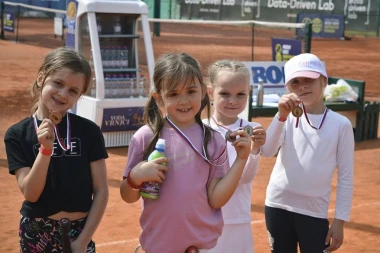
[265,205,330,253]
[19,215,96,253]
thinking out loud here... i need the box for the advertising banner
[174,0,378,35]
[101,107,144,132]
[271,38,301,61]
[3,11,15,32]
[243,61,286,97]
[297,13,344,38]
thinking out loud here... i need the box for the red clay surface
[0,19,380,252]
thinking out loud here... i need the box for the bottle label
[140,182,160,199]
[140,150,166,199]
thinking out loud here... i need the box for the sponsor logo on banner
[297,13,344,38]
[3,11,15,32]
[267,0,335,11]
[243,61,287,96]
[344,0,371,25]
[272,38,302,62]
[101,107,144,132]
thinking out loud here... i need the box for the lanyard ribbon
[211,116,243,131]
[295,103,328,130]
[33,113,71,151]
[166,116,227,166]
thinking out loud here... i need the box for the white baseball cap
[284,53,328,85]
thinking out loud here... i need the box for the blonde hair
[29,47,92,113]
[208,60,250,88]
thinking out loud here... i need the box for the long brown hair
[29,47,92,113]
[143,52,213,160]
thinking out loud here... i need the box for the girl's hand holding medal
[229,129,251,160]
[278,93,302,119]
[37,118,55,149]
[250,126,266,150]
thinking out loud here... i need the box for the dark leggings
[265,206,330,253]
[19,215,96,253]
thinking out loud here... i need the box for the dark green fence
[143,0,380,37]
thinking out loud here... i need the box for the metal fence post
[0,2,4,40]
[15,4,20,43]
[251,23,254,61]
[153,0,160,37]
[304,22,312,53]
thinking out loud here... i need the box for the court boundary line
[96,201,380,247]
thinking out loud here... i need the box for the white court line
[97,202,380,247]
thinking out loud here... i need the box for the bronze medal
[225,130,236,142]
[243,125,253,136]
[292,106,303,118]
[49,111,62,124]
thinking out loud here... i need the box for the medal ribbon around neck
[33,113,71,151]
[166,116,227,166]
[295,103,328,130]
[211,116,243,132]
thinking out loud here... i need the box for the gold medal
[225,130,236,142]
[292,106,303,118]
[243,125,253,136]
[49,111,62,124]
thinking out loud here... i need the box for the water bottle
[116,46,122,68]
[110,46,117,69]
[131,74,138,98]
[103,46,111,69]
[121,46,128,68]
[101,46,108,69]
[104,74,112,98]
[256,78,264,107]
[115,74,126,98]
[111,74,119,98]
[113,16,121,34]
[96,16,102,34]
[140,139,167,199]
[124,74,131,98]
[139,74,146,97]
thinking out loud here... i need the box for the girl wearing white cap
[261,53,354,253]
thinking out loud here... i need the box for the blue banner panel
[243,61,286,97]
[3,10,15,32]
[297,13,344,38]
[65,0,77,48]
[101,107,144,132]
[271,38,302,61]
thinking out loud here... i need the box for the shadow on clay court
[0,158,8,169]
[251,204,264,214]
[354,138,380,151]
[345,220,380,234]
[106,147,129,157]
[108,178,122,188]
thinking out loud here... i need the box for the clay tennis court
[0,19,380,252]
